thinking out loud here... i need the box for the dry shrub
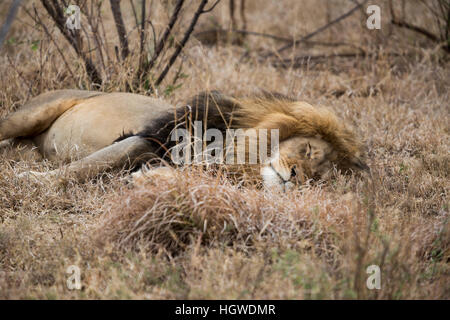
[93,166,449,299]
[96,168,358,254]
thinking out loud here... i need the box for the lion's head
[232,93,368,190]
[137,90,369,191]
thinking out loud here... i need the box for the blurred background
[0,0,448,107]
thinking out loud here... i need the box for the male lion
[0,90,368,190]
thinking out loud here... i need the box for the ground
[0,0,448,299]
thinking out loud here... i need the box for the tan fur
[1,90,368,189]
[233,96,365,167]
[0,90,175,162]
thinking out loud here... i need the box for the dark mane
[134,91,240,160]
[114,90,295,164]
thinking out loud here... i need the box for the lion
[0,89,368,190]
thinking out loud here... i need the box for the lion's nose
[289,164,308,185]
[290,166,297,179]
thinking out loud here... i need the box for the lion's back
[33,92,175,161]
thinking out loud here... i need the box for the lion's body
[0,90,174,162]
[35,92,173,161]
[0,89,368,189]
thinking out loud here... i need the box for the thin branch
[171,59,185,86]
[391,19,440,43]
[139,0,146,56]
[155,0,210,87]
[110,0,130,60]
[40,0,102,85]
[194,28,368,58]
[271,52,401,69]
[0,0,23,49]
[84,1,107,77]
[445,1,450,43]
[229,0,236,30]
[132,0,147,87]
[391,0,449,52]
[98,8,113,68]
[129,0,139,30]
[202,0,221,14]
[195,28,292,42]
[148,19,157,56]
[272,52,367,69]
[6,54,33,96]
[148,0,184,69]
[137,0,184,82]
[24,6,76,80]
[265,0,369,58]
[240,0,246,30]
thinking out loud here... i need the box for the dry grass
[0,0,449,299]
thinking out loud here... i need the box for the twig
[195,28,369,56]
[441,1,450,43]
[98,8,113,69]
[391,18,449,53]
[110,0,130,60]
[148,19,157,57]
[142,0,185,76]
[391,19,439,42]
[230,0,236,30]
[40,0,102,85]
[25,6,76,80]
[84,1,107,77]
[125,18,152,40]
[171,59,185,86]
[271,52,401,69]
[202,0,221,13]
[139,0,146,57]
[0,0,23,49]
[272,52,366,69]
[195,28,292,42]
[6,54,33,98]
[240,0,246,30]
[391,0,449,53]
[155,0,212,87]
[129,0,139,30]
[264,0,369,58]
[133,0,147,87]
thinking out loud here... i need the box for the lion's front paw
[130,166,176,186]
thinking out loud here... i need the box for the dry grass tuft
[94,165,449,299]
[96,168,354,253]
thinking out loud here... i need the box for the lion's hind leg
[0,90,101,142]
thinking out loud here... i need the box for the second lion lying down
[0,90,368,190]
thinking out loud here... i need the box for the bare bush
[27,0,221,89]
